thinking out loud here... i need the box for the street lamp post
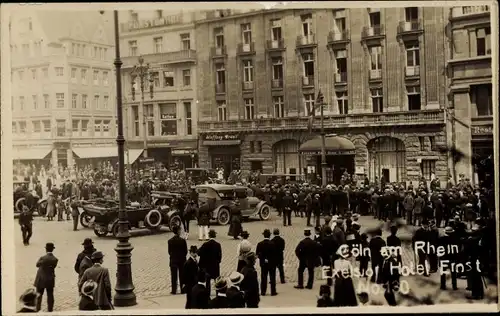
[102,10,137,307]
[317,90,327,187]
[131,56,154,158]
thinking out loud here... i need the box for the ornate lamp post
[100,10,137,307]
[131,56,154,158]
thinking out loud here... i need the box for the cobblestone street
[15,214,496,311]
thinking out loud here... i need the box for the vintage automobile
[195,184,271,226]
[78,199,118,228]
[13,181,47,216]
[185,168,217,184]
[83,199,181,238]
[150,191,184,228]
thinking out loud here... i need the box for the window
[55,67,64,76]
[102,48,107,60]
[42,120,51,135]
[243,60,254,82]
[43,94,49,109]
[182,69,191,86]
[337,91,348,114]
[12,122,17,134]
[216,63,226,84]
[181,33,191,50]
[334,50,347,80]
[160,103,177,136]
[82,94,87,109]
[418,136,425,150]
[94,95,99,109]
[94,120,102,136]
[19,121,27,134]
[145,104,155,136]
[72,120,79,134]
[94,47,99,58]
[214,27,224,47]
[301,14,312,36]
[33,121,41,133]
[407,86,421,111]
[304,94,315,115]
[241,23,252,44]
[429,136,436,151]
[250,141,255,153]
[82,45,87,57]
[256,141,262,153]
[129,40,138,56]
[370,46,382,70]
[72,43,76,55]
[81,69,87,84]
[272,57,283,80]
[273,96,284,118]
[476,28,491,56]
[103,71,109,85]
[56,120,66,137]
[333,10,346,33]
[42,68,48,79]
[271,19,282,41]
[369,11,381,27]
[132,106,139,137]
[31,69,37,80]
[154,37,163,53]
[184,102,192,135]
[405,7,419,21]
[102,120,110,137]
[420,160,436,181]
[81,120,89,137]
[20,97,25,110]
[72,94,77,108]
[163,71,174,87]
[406,43,420,66]
[56,93,65,108]
[371,89,383,113]
[150,71,160,88]
[103,96,109,109]
[244,98,255,120]
[93,70,99,85]
[473,84,493,116]
[71,68,77,80]
[217,101,227,121]
[303,53,315,79]
[32,95,38,110]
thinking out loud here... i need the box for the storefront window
[368,137,406,183]
[160,103,177,135]
[273,139,301,174]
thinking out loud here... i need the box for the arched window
[367,137,406,183]
[272,139,301,174]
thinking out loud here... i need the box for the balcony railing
[198,109,445,132]
[328,30,350,43]
[271,79,283,89]
[369,69,382,80]
[451,6,489,18]
[405,66,420,77]
[122,50,196,68]
[335,72,347,83]
[211,46,227,57]
[397,20,423,34]
[296,34,316,47]
[266,39,285,50]
[121,14,184,32]
[361,25,384,39]
[242,81,254,90]
[237,42,255,54]
[215,84,226,94]
[302,75,314,87]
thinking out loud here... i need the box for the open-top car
[185,168,217,184]
[195,184,271,226]
[13,181,47,216]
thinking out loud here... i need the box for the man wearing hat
[75,238,97,281]
[19,204,34,246]
[78,251,113,310]
[438,226,459,290]
[319,226,337,286]
[190,270,210,309]
[236,231,252,272]
[256,229,278,296]
[209,277,229,308]
[294,228,321,289]
[412,219,430,277]
[227,272,245,308]
[271,228,286,284]
[240,252,260,307]
[183,245,200,308]
[333,217,346,245]
[198,229,222,296]
[168,225,188,295]
[33,242,58,312]
[18,288,39,313]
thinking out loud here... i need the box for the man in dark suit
[78,251,113,310]
[386,225,402,265]
[75,238,96,282]
[226,272,245,308]
[369,228,387,283]
[271,228,286,284]
[18,288,39,313]
[183,245,200,309]
[294,229,321,289]
[34,243,58,312]
[256,229,277,296]
[319,226,338,286]
[198,229,222,296]
[412,219,430,277]
[240,252,260,308]
[19,206,34,245]
[168,225,188,294]
[190,270,210,309]
[209,277,230,309]
[439,226,459,290]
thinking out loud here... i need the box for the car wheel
[145,209,163,229]
[93,225,108,237]
[111,222,121,238]
[217,208,230,226]
[80,213,94,228]
[169,215,182,231]
[259,205,271,220]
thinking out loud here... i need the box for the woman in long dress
[46,192,56,221]
[228,196,242,239]
[333,245,358,307]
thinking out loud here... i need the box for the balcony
[237,42,255,55]
[198,109,445,133]
[215,84,226,94]
[296,34,316,47]
[334,72,347,84]
[405,66,420,77]
[302,75,315,88]
[271,79,283,89]
[211,46,227,58]
[122,50,196,68]
[242,81,254,91]
[120,14,184,32]
[361,25,385,40]
[369,69,382,81]
[397,20,423,37]
[450,6,489,20]
[266,39,285,51]
[328,30,350,44]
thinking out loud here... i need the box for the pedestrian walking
[240,252,260,308]
[256,229,277,296]
[78,251,114,310]
[236,231,252,272]
[197,200,211,241]
[168,225,188,294]
[78,280,99,311]
[75,238,96,288]
[294,228,321,290]
[198,229,222,296]
[282,190,293,226]
[70,200,80,231]
[226,272,245,308]
[18,288,39,313]
[34,242,58,312]
[209,277,230,309]
[228,196,243,239]
[19,205,33,246]
[412,220,430,277]
[271,228,286,284]
[46,191,56,221]
[369,228,386,283]
[183,245,200,309]
[333,245,358,307]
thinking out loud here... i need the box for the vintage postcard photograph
[1,1,498,314]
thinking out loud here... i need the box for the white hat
[81,280,97,297]
[229,271,244,285]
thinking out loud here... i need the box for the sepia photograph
[1,1,498,314]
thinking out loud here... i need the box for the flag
[437,145,466,164]
[307,90,325,133]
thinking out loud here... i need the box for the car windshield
[218,189,247,200]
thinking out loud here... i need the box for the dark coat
[226,286,245,308]
[240,265,260,307]
[182,257,199,289]
[78,295,99,311]
[295,237,321,267]
[271,236,285,263]
[168,235,188,267]
[256,239,277,266]
[191,284,210,309]
[209,294,230,309]
[198,239,222,278]
[369,236,386,265]
[197,200,212,226]
[78,264,112,309]
[320,235,338,266]
[34,253,59,289]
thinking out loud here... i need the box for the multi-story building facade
[10,11,117,168]
[196,7,455,184]
[119,10,202,168]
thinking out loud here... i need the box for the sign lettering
[472,125,493,135]
[302,150,356,156]
[204,134,240,141]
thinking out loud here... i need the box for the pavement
[13,213,498,312]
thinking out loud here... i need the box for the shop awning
[127,149,144,164]
[73,146,118,159]
[299,135,356,155]
[203,140,241,146]
[12,147,52,160]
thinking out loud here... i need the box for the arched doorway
[272,139,302,175]
[367,137,406,183]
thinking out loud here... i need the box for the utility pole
[317,90,327,187]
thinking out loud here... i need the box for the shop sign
[139,157,155,164]
[161,114,176,120]
[472,125,493,135]
[302,150,356,156]
[203,134,240,141]
[172,149,196,155]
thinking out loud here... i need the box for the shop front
[471,123,494,186]
[202,134,242,179]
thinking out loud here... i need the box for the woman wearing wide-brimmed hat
[332,245,357,307]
